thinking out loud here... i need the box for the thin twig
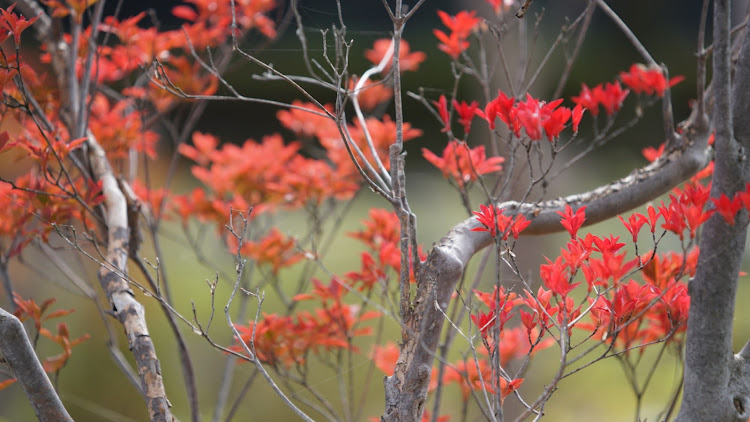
[595,0,657,66]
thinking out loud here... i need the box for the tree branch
[0,307,73,422]
[502,128,709,236]
[595,0,657,66]
[87,134,173,422]
[383,122,710,422]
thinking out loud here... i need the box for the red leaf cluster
[572,81,629,116]
[619,64,684,97]
[177,130,361,219]
[442,356,524,402]
[423,141,504,187]
[0,173,102,256]
[346,209,425,289]
[0,5,37,45]
[364,39,426,72]
[480,91,584,141]
[433,10,480,59]
[471,204,531,240]
[432,95,479,135]
[350,77,393,111]
[231,303,378,368]
[228,228,304,275]
[0,294,90,390]
[233,276,379,367]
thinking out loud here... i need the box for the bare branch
[87,133,173,422]
[0,262,14,312]
[506,132,709,235]
[0,307,73,422]
[384,121,710,421]
[516,0,535,19]
[552,0,596,99]
[595,0,657,66]
[661,65,681,149]
[695,0,710,130]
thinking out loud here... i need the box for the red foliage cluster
[0,173,102,257]
[453,99,480,134]
[432,94,480,135]
[176,127,368,218]
[580,246,696,351]
[572,82,629,116]
[172,187,250,228]
[167,98,422,222]
[350,77,393,111]
[480,91,584,140]
[346,208,425,289]
[230,209,415,366]
[231,288,379,368]
[423,95,506,188]
[227,228,304,275]
[619,64,684,97]
[471,204,532,240]
[433,10,481,59]
[442,355,523,402]
[0,294,89,390]
[0,4,37,44]
[88,95,160,159]
[572,64,683,116]
[365,39,426,72]
[422,141,504,187]
[372,334,527,405]
[466,179,727,360]
[0,1,282,258]
[64,0,277,85]
[230,210,419,366]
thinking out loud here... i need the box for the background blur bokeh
[2,0,750,421]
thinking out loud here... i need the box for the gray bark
[676,0,750,420]
[0,307,73,421]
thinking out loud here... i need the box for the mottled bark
[88,138,173,422]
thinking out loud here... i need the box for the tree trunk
[677,0,750,420]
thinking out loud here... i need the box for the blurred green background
[3,0,750,421]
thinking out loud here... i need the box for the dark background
[102,0,714,161]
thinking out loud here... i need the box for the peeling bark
[88,137,173,422]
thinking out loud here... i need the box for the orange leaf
[0,378,18,390]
